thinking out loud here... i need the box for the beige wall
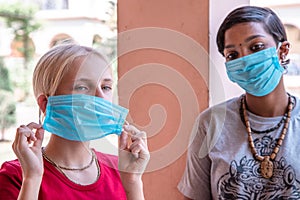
[209,0,250,105]
[118,0,209,199]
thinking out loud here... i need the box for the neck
[44,135,92,167]
[245,82,288,117]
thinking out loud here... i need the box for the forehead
[224,22,273,44]
[68,54,112,81]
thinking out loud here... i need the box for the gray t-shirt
[178,95,300,200]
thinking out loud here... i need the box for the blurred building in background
[0,0,117,58]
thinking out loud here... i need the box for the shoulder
[93,151,126,198]
[204,96,239,114]
[93,150,123,183]
[0,159,22,197]
[93,150,118,170]
[189,97,241,149]
[197,96,240,126]
[0,159,22,177]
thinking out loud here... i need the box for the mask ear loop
[39,108,46,125]
[276,42,282,51]
[283,67,288,75]
[39,109,42,125]
[38,95,48,125]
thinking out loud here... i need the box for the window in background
[41,0,68,10]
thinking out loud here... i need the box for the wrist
[122,178,144,200]
[120,172,142,186]
[22,176,43,186]
[18,176,43,200]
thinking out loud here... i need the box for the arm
[177,115,212,199]
[118,172,145,200]
[12,122,45,200]
[118,124,150,200]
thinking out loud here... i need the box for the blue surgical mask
[42,94,128,141]
[225,46,284,96]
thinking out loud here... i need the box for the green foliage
[0,2,41,101]
[4,56,35,102]
[0,58,12,92]
[0,57,16,134]
[0,2,41,68]
[0,2,40,31]
[0,90,16,133]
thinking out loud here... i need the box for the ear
[37,94,48,114]
[279,41,290,60]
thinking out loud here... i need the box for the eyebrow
[224,34,266,49]
[75,78,112,81]
[244,34,265,43]
[102,78,113,82]
[74,78,92,83]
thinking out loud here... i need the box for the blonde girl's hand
[118,124,150,199]
[118,124,149,175]
[12,122,45,179]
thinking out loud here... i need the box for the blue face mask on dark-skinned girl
[225,46,284,97]
[42,94,128,142]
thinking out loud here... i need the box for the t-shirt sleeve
[0,161,22,199]
[177,115,212,200]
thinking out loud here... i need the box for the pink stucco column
[118,0,209,199]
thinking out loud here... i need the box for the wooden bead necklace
[240,106,286,134]
[241,94,293,179]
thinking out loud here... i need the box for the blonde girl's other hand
[118,124,150,175]
[12,122,45,179]
[118,123,149,200]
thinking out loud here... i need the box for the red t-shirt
[0,150,126,200]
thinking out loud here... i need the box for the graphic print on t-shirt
[217,135,300,199]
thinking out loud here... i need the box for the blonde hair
[32,44,109,98]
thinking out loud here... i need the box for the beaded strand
[241,94,293,178]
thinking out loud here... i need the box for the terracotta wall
[117,0,209,199]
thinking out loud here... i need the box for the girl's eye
[74,85,89,91]
[225,51,238,61]
[102,85,112,92]
[250,43,265,52]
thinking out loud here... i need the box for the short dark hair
[216,6,287,56]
